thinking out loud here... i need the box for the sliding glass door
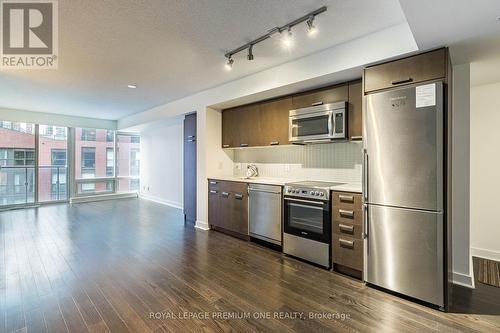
[38,125,68,202]
[0,121,36,206]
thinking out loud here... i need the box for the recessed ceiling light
[497,16,500,21]
[127,84,137,89]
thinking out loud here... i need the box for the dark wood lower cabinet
[208,179,248,238]
[332,191,364,279]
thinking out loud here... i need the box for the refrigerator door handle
[362,149,368,202]
[363,203,368,239]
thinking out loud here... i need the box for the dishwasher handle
[248,188,282,195]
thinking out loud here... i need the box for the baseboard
[139,194,183,210]
[452,271,475,289]
[471,247,500,262]
[195,220,210,231]
[70,192,138,204]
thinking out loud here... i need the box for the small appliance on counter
[283,181,343,268]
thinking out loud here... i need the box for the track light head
[306,15,317,36]
[247,45,254,61]
[281,27,294,50]
[225,56,234,71]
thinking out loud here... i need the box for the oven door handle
[284,197,326,206]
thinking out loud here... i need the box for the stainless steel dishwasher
[248,184,282,246]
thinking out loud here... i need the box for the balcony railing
[0,165,67,206]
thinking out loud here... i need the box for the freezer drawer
[366,205,444,307]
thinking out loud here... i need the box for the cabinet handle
[187,135,195,139]
[187,139,196,142]
[339,224,354,233]
[209,181,218,185]
[270,141,279,146]
[222,144,230,148]
[209,190,218,194]
[350,136,363,141]
[221,192,229,197]
[234,193,243,200]
[339,238,354,249]
[391,77,413,85]
[339,209,354,218]
[339,195,354,203]
[240,143,249,147]
[311,101,323,106]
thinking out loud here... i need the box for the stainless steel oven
[289,102,347,143]
[283,181,341,268]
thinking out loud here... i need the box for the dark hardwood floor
[1,199,499,333]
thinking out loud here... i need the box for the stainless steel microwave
[288,102,347,143]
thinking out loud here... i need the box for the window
[51,149,66,166]
[131,136,140,144]
[81,147,96,178]
[14,149,35,166]
[44,126,53,136]
[106,148,114,176]
[106,130,114,142]
[130,149,140,177]
[81,129,96,141]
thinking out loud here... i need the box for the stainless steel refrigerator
[363,81,446,309]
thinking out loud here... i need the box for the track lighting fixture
[225,56,234,71]
[306,15,317,36]
[247,45,254,61]
[223,6,327,70]
[281,27,294,50]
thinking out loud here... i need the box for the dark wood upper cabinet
[364,48,447,93]
[348,81,362,141]
[259,97,292,146]
[222,108,237,148]
[222,104,260,148]
[291,84,348,109]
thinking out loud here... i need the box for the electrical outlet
[235,163,241,170]
[284,164,290,172]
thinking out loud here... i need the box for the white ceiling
[0,0,406,120]
[399,0,500,87]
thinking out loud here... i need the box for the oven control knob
[319,192,324,197]
[315,191,319,196]
[310,191,315,195]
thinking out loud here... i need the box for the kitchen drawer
[333,207,362,226]
[332,234,363,272]
[333,220,362,239]
[333,191,362,209]
[364,48,447,93]
[221,180,247,194]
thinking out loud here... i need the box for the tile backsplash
[232,142,363,184]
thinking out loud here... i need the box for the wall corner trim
[139,194,183,210]
[452,271,475,289]
[195,220,210,231]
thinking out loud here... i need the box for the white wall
[139,116,184,209]
[451,64,472,287]
[470,81,500,262]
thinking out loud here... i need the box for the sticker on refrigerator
[415,83,436,108]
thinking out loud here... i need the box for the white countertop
[208,176,362,193]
